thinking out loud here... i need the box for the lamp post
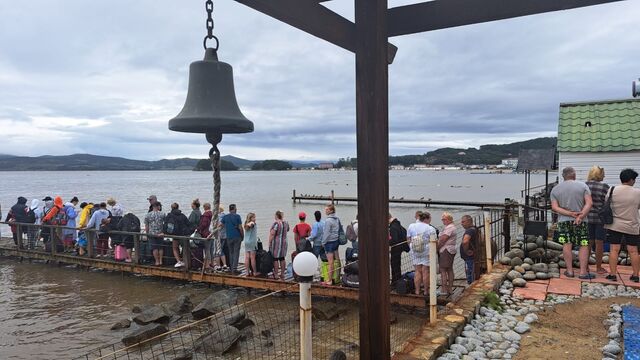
[292,251,318,360]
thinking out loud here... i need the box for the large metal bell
[169,48,254,134]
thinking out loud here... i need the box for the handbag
[410,233,425,253]
[598,186,615,225]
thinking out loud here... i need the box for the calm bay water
[0,170,545,359]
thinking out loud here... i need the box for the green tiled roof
[558,98,640,152]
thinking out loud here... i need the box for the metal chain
[203,0,219,50]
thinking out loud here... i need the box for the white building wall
[558,151,640,185]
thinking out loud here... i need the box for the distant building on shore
[557,98,640,184]
[501,158,518,169]
[317,162,334,170]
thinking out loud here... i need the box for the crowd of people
[551,166,640,282]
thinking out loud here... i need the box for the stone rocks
[500,256,512,265]
[523,243,538,251]
[531,263,548,273]
[523,272,537,281]
[163,294,193,315]
[192,290,238,320]
[510,257,523,267]
[523,313,538,324]
[110,319,131,330]
[514,322,530,334]
[506,270,523,281]
[521,263,532,271]
[209,308,247,328]
[512,278,527,287]
[513,266,526,274]
[523,258,534,265]
[535,272,550,280]
[194,324,240,355]
[122,323,168,346]
[602,343,621,355]
[546,241,564,251]
[503,330,521,342]
[133,305,172,325]
[313,302,348,320]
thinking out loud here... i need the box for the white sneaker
[174,261,185,268]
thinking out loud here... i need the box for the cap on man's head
[298,211,306,219]
[147,195,157,201]
[42,196,53,201]
[229,204,236,211]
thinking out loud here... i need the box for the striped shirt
[586,180,610,224]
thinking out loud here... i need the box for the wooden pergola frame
[233,1,624,358]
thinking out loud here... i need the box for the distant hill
[221,155,258,169]
[0,154,199,171]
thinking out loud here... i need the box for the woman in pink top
[438,212,457,295]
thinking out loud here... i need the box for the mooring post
[87,230,95,258]
[16,223,23,250]
[183,237,192,272]
[483,211,493,273]
[299,281,312,359]
[429,232,437,324]
[51,226,58,255]
[293,189,296,203]
[330,190,335,205]
[133,233,141,264]
[503,203,511,252]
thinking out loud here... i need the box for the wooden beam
[355,0,391,358]
[234,0,398,64]
[388,0,624,37]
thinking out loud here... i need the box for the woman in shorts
[243,212,259,276]
[438,212,457,296]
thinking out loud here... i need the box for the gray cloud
[0,1,638,161]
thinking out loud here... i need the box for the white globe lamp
[293,251,318,282]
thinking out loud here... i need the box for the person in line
[414,210,423,223]
[308,210,325,258]
[347,215,359,251]
[220,204,244,274]
[389,213,408,286]
[322,205,341,285]
[586,165,610,274]
[42,196,65,250]
[460,215,480,284]
[550,166,593,279]
[214,205,229,272]
[62,197,79,252]
[198,203,215,273]
[189,199,202,235]
[438,212,457,295]
[27,199,41,249]
[243,212,259,277]
[40,196,55,244]
[5,196,29,247]
[107,197,124,217]
[269,210,290,281]
[76,202,92,256]
[293,211,312,252]
[407,211,436,296]
[84,202,111,258]
[605,169,640,282]
[166,203,191,268]
[147,195,158,212]
[145,201,166,266]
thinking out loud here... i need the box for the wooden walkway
[0,239,461,308]
[292,190,508,208]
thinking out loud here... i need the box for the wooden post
[503,204,511,252]
[355,0,390,358]
[183,237,192,272]
[293,189,296,203]
[330,190,335,205]
[429,232,437,324]
[16,224,24,249]
[134,233,141,264]
[483,211,493,273]
[87,230,95,258]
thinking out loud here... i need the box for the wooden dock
[0,241,455,308]
[292,189,508,208]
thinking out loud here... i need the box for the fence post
[293,189,296,203]
[87,230,95,258]
[52,226,59,255]
[134,233,141,264]
[429,232,437,324]
[16,223,24,249]
[503,204,511,253]
[300,281,312,359]
[483,211,493,273]
[183,237,191,272]
[330,190,335,205]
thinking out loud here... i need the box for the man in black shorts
[550,167,593,279]
[605,169,640,282]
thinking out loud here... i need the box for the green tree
[251,160,292,171]
[193,159,238,171]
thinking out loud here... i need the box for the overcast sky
[0,1,638,161]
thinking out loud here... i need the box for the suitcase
[115,244,128,261]
[341,273,359,288]
[190,244,205,270]
[320,259,342,284]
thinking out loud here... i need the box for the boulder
[588,257,596,265]
[521,263,532,271]
[512,278,527,287]
[122,323,168,346]
[523,257,534,265]
[504,251,516,259]
[209,308,246,327]
[510,257,523,267]
[194,324,240,355]
[110,319,131,331]
[230,317,255,331]
[172,350,193,360]
[313,302,348,320]
[523,272,537,281]
[523,243,538,252]
[133,306,172,325]
[192,290,238,320]
[163,294,193,315]
[545,241,564,251]
[506,270,523,281]
[535,272,550,280]
[535,236,544,247]
[531,263,548,273]
[603,255,609,263]
[511,249,525,259]
[558,260,566,268]
[500,256,512,265]
[513,266,526,274]
[131,304,143,313]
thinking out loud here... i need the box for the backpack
[410,233,426,253]
[163,212,182,235]
[51,207,68,226]
[598,186,615,225]
[119,213,141,233]
[338,220,347,245]
[257,249,274,275]
[346,223,357,242]
[25,208,36,224]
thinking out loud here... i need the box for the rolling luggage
[115,244,127,261]
[320,259,341,284]
[341,273,359,288]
